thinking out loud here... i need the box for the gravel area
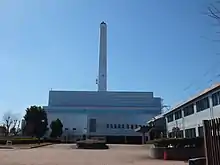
[0,144,187,165]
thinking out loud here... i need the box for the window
[122,124,124,128]
[212,91,220,106]
[198,126,204,137]
[114,124,117,129]
[174,110,182,120]
[106,124,109,128]
[185,128,196,138]
[196,97,210,112]
[167,114,174,123]
[72,128,76,130]
[168,132,175,138]
[118,124,121,128]
[65,128,68,131]
[89,119,96,132]
[131,125,134,129]
[110,124,113,129]
[183,104,194,117]
[178,130,184,138]
[126,124,129,129]
[135,124,138,129]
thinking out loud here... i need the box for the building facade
[164,84,220,138]
[44,90,161,142]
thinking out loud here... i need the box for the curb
[18,143,53,149]
[30,143,53,149]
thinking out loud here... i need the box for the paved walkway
[0,144,187,165]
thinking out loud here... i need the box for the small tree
[50,119,63,138]
[24,106,48,140]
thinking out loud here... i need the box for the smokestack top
[101,21,107,25]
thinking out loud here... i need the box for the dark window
[173,130,184,138]
[72,128,76,130]
[167,114,174,123]
[174,110,182,120]
[110,124,113,128]
[135,124,138,129]
[126,124,129,129]
[196,97,210,112]
[89,119,96,132]
[122,124,124,128]
[106,124,109,128]
[114,124,117,129]
[65,128,68,131]
[179,130,184,138]
[183,104,194,117]
[168,132,175,138]
[168,132,172,138]
[118,124,121,128]
[131,125,134,129]
[198,126,204,137]
[185,128,196,138]
[212,91,220,107]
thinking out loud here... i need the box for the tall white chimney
[97,21,107,91]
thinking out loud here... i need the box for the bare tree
[208,3,220,21]
[3,112,21,136]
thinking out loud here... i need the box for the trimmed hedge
[76,139,109,149]
[0,137,61,144]
[0,139,42,144]
[147,137,204,148]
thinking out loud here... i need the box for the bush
[0,137,61,144]
[76,139,109,149]
[0,138,42,144]
[147,137,204,148]
[45,138,61,143]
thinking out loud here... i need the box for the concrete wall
[148,147,204,160]
[46,112,87,136]
[87,112,155,136]
[45,107,157,136]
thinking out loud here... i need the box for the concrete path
[0,144,187,165]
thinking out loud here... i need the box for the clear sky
[0,0,218,117]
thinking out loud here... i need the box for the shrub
[76,139,109,149]
[147,137,204,148]
[45,138,61,143]
[0,138,42,144]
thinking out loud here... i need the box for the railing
[203,118,220,165]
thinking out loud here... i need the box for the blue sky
[0,0,218,117]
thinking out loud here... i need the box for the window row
[167,90,220,123]
[168,128,197,138]
[64,128,76,131]
[167,96,210,123]
[106,124,142,129]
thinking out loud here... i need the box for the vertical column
[181,108,185,138]
[98,21,107,91]
[193,103,200,137]
[208,94,214,119]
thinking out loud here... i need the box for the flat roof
[164,83,220,116]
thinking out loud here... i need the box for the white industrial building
[44,91,161,142]
[164,84,220,138]
[43,22,162,143]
